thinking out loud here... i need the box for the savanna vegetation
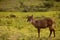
[0,0,60,40]
[0,0,60,12]
[0,11,60,40]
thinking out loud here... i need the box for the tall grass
[0,11,60,40]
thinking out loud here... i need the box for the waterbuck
[27,15,55,38]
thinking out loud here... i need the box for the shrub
[55,0,60,2]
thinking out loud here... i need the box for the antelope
[27,15,55,38]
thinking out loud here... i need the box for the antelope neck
[30,18,36,24]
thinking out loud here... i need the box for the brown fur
[27,15,55,38]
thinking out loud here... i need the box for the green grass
[0,11,60,40]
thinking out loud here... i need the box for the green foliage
[55,0,60,2]
[0,0,60,11]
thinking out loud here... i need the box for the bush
[43,2,53,8]
[55,0,60,2]
[9,14,16,18]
